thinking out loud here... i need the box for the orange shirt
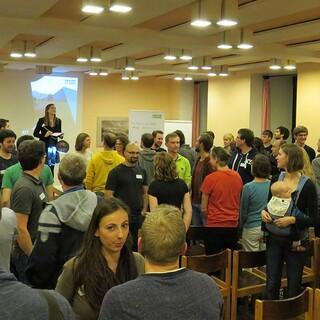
[201,169,243,227]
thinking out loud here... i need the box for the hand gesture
[261,210,272,223]
[273,216,295,228]
[45,130,53,138]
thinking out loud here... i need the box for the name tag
[136,174,143,179]
[39,192,46,200]
[240,162,247,168]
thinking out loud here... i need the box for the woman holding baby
[261,143,318,299]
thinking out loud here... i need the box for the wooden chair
[231,250,267,320]
[301,238,319,289]
[181,249,232,320]
[254,287,313,320]
[314,288,320,320]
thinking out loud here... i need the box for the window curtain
[261,77,271,131]
[192,83,200,146]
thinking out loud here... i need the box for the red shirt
[201,169,243,227]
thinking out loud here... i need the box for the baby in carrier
[267,181,307,251]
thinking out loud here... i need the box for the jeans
[129,214,143,252]
[191,204,205,226]
[11,248,30,285]
[266,235,306,299]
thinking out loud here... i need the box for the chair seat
[238,270,266,288]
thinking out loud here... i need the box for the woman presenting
[33,103,62,172]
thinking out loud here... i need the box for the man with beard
[105,143,148,251]
[0,129,18,187]
[190,134,214,226]
[274,126,290,141]
[151,130,166,152]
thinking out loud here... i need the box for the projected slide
[31,76,78,124]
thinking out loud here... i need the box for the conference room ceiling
[1,0,320,79]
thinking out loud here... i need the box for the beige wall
[296,63,320,150]
[250,74,263,136]
[207,74,251,146]
[82,75,185,149]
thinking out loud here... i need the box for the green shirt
[1,163,54,189]
[175,154,191,186]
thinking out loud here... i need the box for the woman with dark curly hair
[56,198,144,320]
[148,152,192,229]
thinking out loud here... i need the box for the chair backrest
[181,249,231,275]
[255,287,313,320]
[314,288,320,320]
[236,250,266,269]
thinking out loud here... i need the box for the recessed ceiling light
[217,44,233,50]
[184,76,193,81]
[82,5,104,14]
[109,3,132,13]
[284,60,296,70]
[216,0,238,26]
[24,52,37,58]
[284,65,296,70]
[10,53,23,58]
[269,65,281,70]
[89,71,98,76]
[180,55,192,61]
[77,57,88,62]
[90,57,102,62]
[164,55,177,61]
[219,65,229,76]
[99,71,109,76]
[237,43,253,50]
[174,76,183,81]
[269,59,282,70]
[191,19,212,27]
[208,72,217,77]
[216,19,237,27]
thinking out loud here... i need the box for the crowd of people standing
[0,103,320,319]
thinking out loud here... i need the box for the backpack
[265,172,308,238]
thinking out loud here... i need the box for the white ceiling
[0,0,320,79]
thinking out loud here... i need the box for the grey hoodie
[138,149,156,185]
[38,189,97,236]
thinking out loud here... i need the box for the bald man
[105,143,148,251]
